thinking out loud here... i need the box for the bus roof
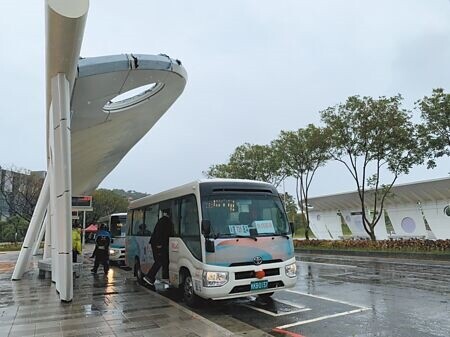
[129,179,277,210]
[98,213,127,223]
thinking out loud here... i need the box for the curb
[295,248,450,261]
[140,284,235,336]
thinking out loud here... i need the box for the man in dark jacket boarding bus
[143,209,172,288]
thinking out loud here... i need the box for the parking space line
[284,289,369,309]
[241,303,311,317]
[276,308,371,329]
[274,299,308,310]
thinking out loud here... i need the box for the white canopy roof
[308,177,450,211]
[70,54,187,195]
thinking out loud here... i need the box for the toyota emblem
[253,256,263,265]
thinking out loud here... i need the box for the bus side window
[180,195,201,260]
[127,211,133,235]
[171,198,180,237]
[132,209,144,236]
[144,205,158,235]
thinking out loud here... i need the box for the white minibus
[98,213,128,264]
[125,179,297,306]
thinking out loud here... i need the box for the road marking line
[276,308,371,329]
[283,289,369,309]
[272,327,306,337]
[274,299,308,310]
[241,304,311,317]
[297,261,357,268]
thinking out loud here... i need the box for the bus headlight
[285,262,297,278]
[109,249,116,255]
[202,271,229,287]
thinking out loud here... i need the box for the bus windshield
[201,194,290,238]
[110,215,127,238]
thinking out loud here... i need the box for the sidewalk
[0,250,234,337]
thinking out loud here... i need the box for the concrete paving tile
[0,252,233,337]
[160,326,190,337]
[232,330,272,337]
[0,328,11,337]
[33,332,63,337]
[140,328,168,337]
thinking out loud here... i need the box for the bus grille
[229,259,282,267]
[234,268,280,280]
[229,281,284,294]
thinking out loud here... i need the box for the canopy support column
[50,73,73,302]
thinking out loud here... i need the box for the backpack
[96,235,109,250]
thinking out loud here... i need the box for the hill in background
[111,189,148,201]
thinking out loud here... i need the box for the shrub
[294,238,450,253]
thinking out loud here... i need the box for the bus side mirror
[111,238,114,244]
[289,222,294,235]
[205,239,215,253]
[201,219,211,237]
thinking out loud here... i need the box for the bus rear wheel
[182,271,200,307]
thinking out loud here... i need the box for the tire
[134,258,144,284]
[182,271,200,307]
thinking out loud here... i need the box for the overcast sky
[0,0,449,198]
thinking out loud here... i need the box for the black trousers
[146,244,169,282]
[93,250,109,273]
[72,250,78,263]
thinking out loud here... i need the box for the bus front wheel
[182,271,200,307]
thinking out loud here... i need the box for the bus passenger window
[171,199,180,236]
[144,206,158,235]
[132,209,144,235]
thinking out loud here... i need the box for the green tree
[205,143,285,187]
[274,125,330,240]
[0,216,28,243]
[321,95,422,241]
[279,192,310,238]
[0,167,44,222]
[86,189,129,224]
[416,88,450,168]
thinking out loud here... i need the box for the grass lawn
[0,242,44,252]
[0,243,22,252]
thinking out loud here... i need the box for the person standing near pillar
[72,222,82,263]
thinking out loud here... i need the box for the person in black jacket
[143,210,172,287]
[90,224,111,275]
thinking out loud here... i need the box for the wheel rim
[184,276,194,299]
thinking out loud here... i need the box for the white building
[307,177,450,240]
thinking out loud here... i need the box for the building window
[444,206,450,217]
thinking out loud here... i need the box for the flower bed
[294,238,450,253]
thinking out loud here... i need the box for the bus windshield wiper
[235,234,257,241]
[215,233,257,241]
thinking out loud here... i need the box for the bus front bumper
[196,257,298,300]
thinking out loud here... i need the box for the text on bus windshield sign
[72,196,93,211]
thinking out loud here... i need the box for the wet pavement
[1,250,450,337]
[0,250,234,337]
[159,253,450,337]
